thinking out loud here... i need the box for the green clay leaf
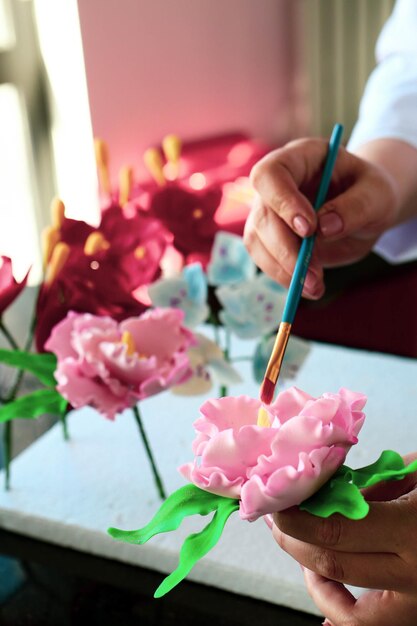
[0,389,67,423]
[108,483,238,544]
[0,349,57,387]
[350,450,417,489]
[300,477,369,520]
[301,451,417,520]
[154,496,239,597]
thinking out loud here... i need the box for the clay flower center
[121,330,136,356]
[256,406,271,428]
[134,245,146,259]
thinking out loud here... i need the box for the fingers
[274,501,407,554]
[248,139,399,274]
[303,569,356,624]
[304,569,417,626]
[362,472,417,503]
[317,183,393,241]
[250,140,321,237]
[273,525,407,590]
[244,199,325,299]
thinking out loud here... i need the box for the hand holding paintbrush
[260,124,344,404]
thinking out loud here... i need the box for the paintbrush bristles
[260,377,275,405]
[259,322,292,404]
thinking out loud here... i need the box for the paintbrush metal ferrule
[264,321,292,384]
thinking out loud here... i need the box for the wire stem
[132,404,167,500]
[0,320,20,350]
[2,286,39,489]
[60,413,69,441]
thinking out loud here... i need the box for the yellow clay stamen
[50,198,66,228]
[257,407,271,428]
[193,208,203,219]
[118,166,133,206]
[134,245,146,259]
[143,147,166,186]
[94,138,111,195]
[162,134,181,164]
[121,331,136,356]
[45,242,70,286]
[41,225,60,268]
[84,231,110,256]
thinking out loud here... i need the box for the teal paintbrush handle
[282,124,343,324]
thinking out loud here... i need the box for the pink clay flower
[45,308,195,420]
[179,387,366,521]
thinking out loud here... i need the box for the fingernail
[293,215,310,237]
[319,211,343,236]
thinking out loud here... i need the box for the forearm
[353,139,417,227]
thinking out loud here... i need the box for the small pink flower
[45,308,195,420]
[179,388,366,521]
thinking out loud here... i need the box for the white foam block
[1,339,417,615]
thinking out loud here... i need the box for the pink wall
[77,0,299,183]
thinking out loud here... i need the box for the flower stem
[4,421,12,490]
[0,319,20,350]
[132,404,167,500]
[2,287,39,489]
[225,327,231,361]
[60,412,69,441]
[218,327,232,398]
[219,385,228,398]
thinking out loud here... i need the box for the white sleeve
[347,0,417,264]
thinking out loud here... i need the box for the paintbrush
[260,123,344,404]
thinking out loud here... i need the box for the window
[0,0,98,284]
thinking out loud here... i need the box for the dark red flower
[35,206,171,350]
[0,257,29,317]
[59,206,170,291]
[149,185,222,264]
[35,256,146,351]
[141,134,270,265]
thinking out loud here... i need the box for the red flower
[59,206,170,291]
[148,185,222,265]
[35,255,146,351]
[35,206,170,351]
[0,257,29,317]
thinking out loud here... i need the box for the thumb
[318,177,396,241]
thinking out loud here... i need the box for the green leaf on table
[108,483,240,596]
[154,496,239,597]
[0,389,67,423]
[0,349,57,387]
[300,475,369,520]
[108,483,237,544]
[350,450,417,489]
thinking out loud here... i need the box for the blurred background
[0,0,395,283]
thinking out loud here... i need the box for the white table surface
[1,338,416,616]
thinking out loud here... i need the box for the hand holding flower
[273,452,417,626]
